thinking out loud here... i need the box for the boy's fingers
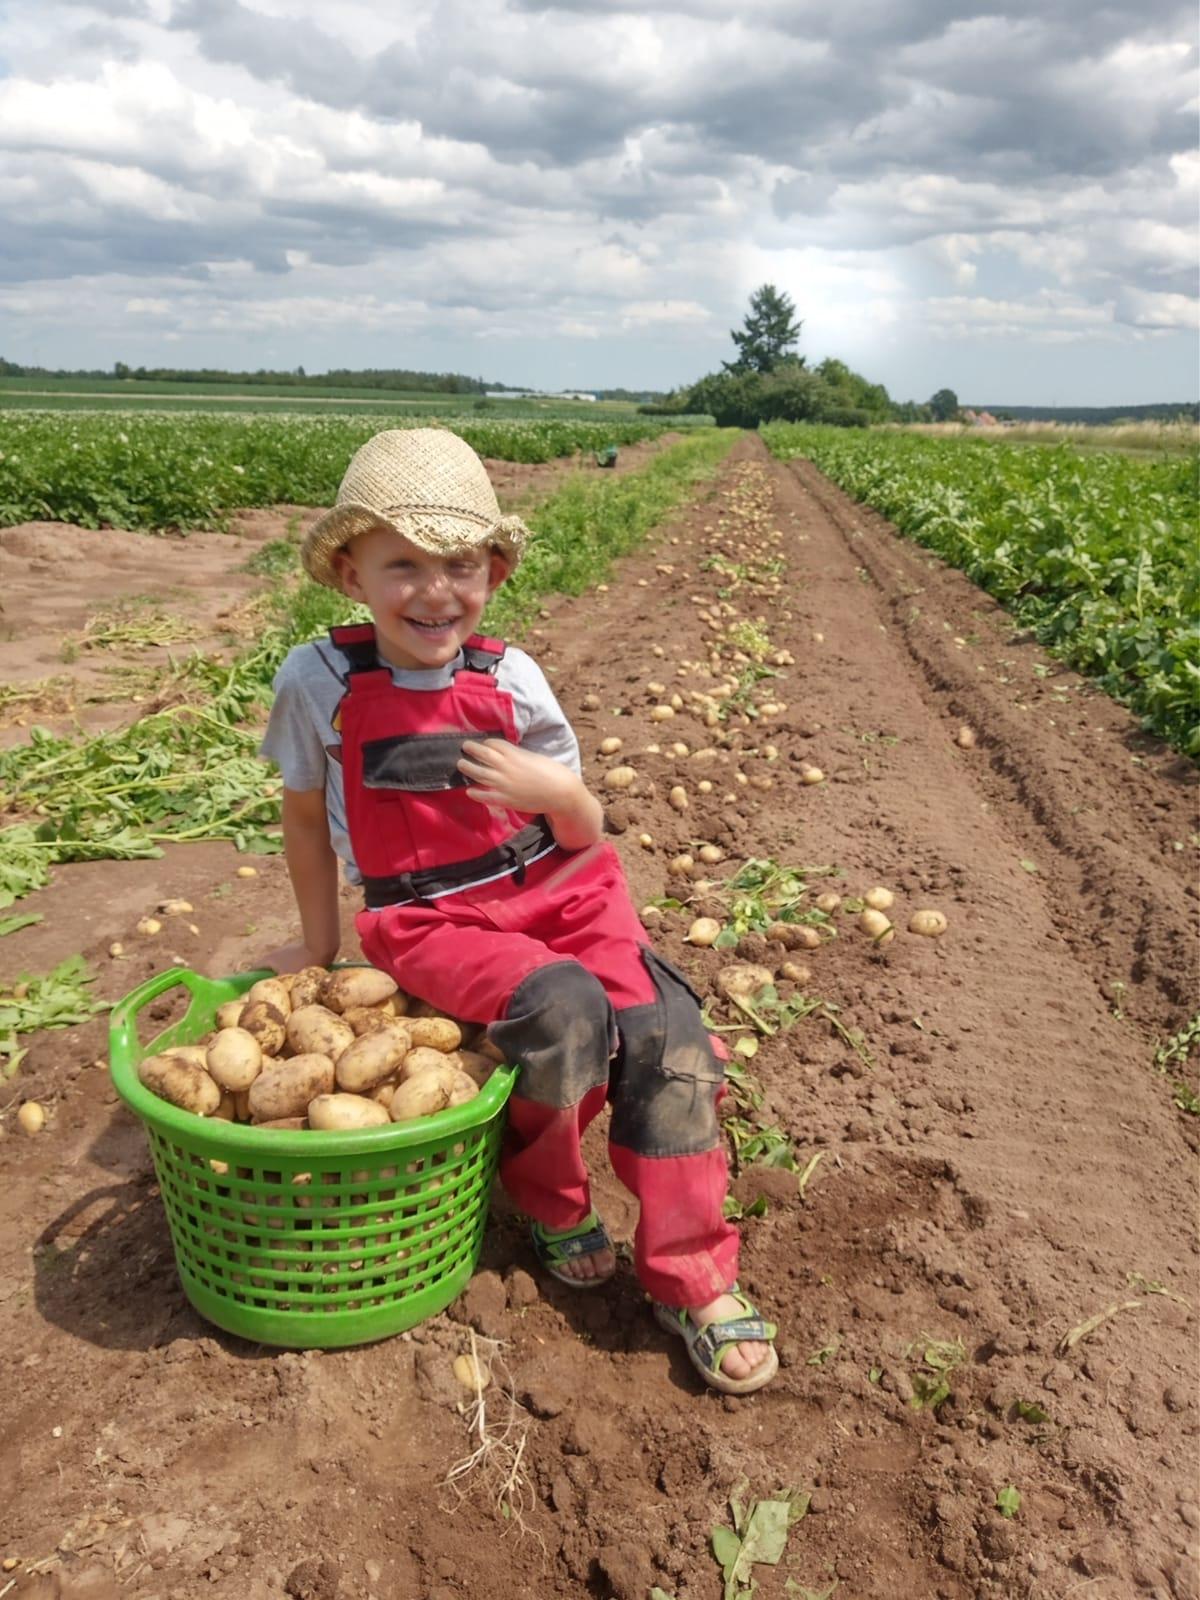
[460,738,507,761]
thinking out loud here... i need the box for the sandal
[653,1285,779,1396]
[529,1212,616,1290]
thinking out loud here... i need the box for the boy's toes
[558,1245,614,1282]
[721,1339,771,1381]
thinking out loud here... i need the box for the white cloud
[0,0,1195,397]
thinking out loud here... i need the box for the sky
[0,0,1196,404]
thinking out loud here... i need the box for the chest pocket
[361,728,511,793]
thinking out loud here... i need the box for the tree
[725,284,803,374]
[929,388,959,422]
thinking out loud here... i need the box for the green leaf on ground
[713,1483,809,1600]
[996,1486,1021,1519]
[0,911,43,936]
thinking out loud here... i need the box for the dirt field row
[1,435,1196,1600]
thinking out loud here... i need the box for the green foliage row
[763,424,1200,755]
[684,358,891,429]
[0,429,737,906]
[0,412,671,531]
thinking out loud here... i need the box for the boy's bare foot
[685,1292,773,1381]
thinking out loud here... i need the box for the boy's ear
[486,549,511,593]
[332,547,363,599]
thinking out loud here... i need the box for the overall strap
[459,633,506,677]
[328,622,383,681]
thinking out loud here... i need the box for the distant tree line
[0,358,499,393]
[966,402,1199,424]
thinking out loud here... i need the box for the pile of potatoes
[137,966,499,1131]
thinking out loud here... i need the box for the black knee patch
[610,948,724,1157]
[487,961,613,1109]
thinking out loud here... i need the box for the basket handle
[108,966,270,1065]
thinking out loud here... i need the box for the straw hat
[301,427,531,590]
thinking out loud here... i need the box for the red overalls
[331,623,737,1307]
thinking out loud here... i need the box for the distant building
[485,390,597,402]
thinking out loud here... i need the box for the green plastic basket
[109,966,516,1349]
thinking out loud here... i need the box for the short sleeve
[259,650,330,791]
[501,648,581,775]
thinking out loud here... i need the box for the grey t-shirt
[259,638,580,883]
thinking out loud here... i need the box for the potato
[319,966,399,1014]
[138,1053,223,1116]
[447,1072,480,1107]
[864,886,894,912]
[254,1116,307,1131]
[287,1004,355,1062]
[240,1001,287,1056]
[248,1053,335,1122]
[859,908,895,946]
[17,1101,46,1135]
[399,1046,459,1084]
[307,1093,391,1131]
[909,909,948,938]
[767,922,821,951]
[407,1016,462,1053]
[814,892,841,914]
[716,963,773,1000]
[161,1045,209,1071]
[343,1005,398,1038]
[206,1027,263,1092]
[779,961,811,984]
[685,917,722,946]
[246,976,293,1017]
[215,1000,245,1030]
[455,1049,498,1086]
[335,1026,412,1093]
[213,1092,238,1121]
[603,765,637,790]
[475,1037,505,1065]
[233,1089,252,1122]
[389,1076,452,1122]
[288,966,328,1008]
[370,1077,399,1109]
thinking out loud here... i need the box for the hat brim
[301,502,530,591]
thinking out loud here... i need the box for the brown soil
[0,437,671,749]
[1,435,1197,1600]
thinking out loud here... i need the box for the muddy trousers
[357,843,738,1307]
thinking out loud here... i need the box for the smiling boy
[258,428,778,1394]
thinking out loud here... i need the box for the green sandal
[653,1286,779,1395]
[529,1212,616,1290]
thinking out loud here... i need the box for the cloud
[0,0,1194,395]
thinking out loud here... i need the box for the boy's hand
[458,740,585,815]
[458,740,604,848]
[257,940,336,975]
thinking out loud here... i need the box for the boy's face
[333,525,508,670]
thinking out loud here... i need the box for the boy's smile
[334,525,509,670]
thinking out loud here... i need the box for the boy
[259,427,777,1395]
